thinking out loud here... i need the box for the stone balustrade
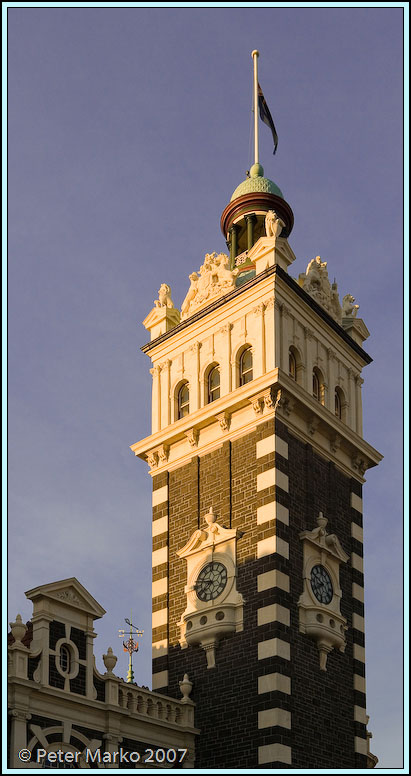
[117,682,194,728]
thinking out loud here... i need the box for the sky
[6,4,405,770]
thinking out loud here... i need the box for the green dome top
[230,162,283,202]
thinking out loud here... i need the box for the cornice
[141,266,277,353]
[141,265,372,365]
[131,369,382,482]
[275,266,372,364]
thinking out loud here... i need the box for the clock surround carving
[176,508,244,669]
[298,512,349,671]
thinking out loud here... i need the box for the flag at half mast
[257,82,278,155]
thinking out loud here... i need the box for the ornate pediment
[25,577,106,619]
[299,512,349,563]
[298,256,342,324]
[180,253,238,320]
[177,508,241,559]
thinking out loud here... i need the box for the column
[229,224,239,267]
[245,213,257,250]
[85,626,97,698]
[150,365,161,433]
[347,369,356,431]
[280,304,291,373]
[253,305,265,377]
[355,375,364,436]
[304,327,315,394]
[189,342,201,411]
[273,300,281,370]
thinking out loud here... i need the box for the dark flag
[258,83,278,155]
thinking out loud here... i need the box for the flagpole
[251,50,259,165]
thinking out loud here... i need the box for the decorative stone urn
[10,614,27,643]
[103,646,118,674]
[179,673,193,702]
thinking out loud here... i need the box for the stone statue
[181,273,199,317]
[300,257,342,324]
[213,253,237,289]
[180,252,237,320]
[154,283,175,309]
[342,294,359,318]
[265,210,285,239]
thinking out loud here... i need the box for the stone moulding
[132,371,381,482]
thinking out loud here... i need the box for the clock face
[195,562,228,602]
[310,565,333,604]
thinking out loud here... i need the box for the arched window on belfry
[177,382,190,419]
[239,346,253,386]
[207,365,220,403]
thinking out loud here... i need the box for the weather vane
[118,612,144,683]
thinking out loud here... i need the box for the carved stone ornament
[265,210,285,238]
[153,284,176,309]
[299,256,343,325]
[9,614,27,644]
[176,508,244,669]
[352,454,368,476]
[103,647,118,674]
[330,433,341,453]
[181,253,238,320]
[307,414,320,436]
[274,389,294,417]
[263,388,274,410]
[249,396,263,415]
[157,444,170,464]
[298,512,349,671]
[146,451,159,469]
[185,428,199,448]
[342,293,359,318]
[215,411,231,432]
[179,673,193,702]
[55,590,81,605]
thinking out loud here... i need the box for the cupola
[220,161,294,267]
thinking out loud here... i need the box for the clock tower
[131,58,382,770]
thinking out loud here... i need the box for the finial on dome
[250,162,264,178]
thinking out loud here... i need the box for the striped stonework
[151,473,169,693]
[255,421,292,768]
[350,482,368,767]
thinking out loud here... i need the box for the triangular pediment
[25,577,106,620]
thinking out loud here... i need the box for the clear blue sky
[6,4,405,769]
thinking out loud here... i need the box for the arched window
[177,382,189,419]
[312,368,324,404]
[289,350,297,381]
[208,365,220,403]
[59,645,71,674]
[239,347,253,386]
[335,387,345,420]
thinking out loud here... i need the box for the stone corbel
[273,389,294,417]
[352,454,368,476]
[263,388,274,410]
[203,642,217,670]
[157,444,170,464]
[215,411,231,432]
[330,433,341,453]
[186,428,199,448]
[249,396,264,415]
[146,451,159,470]
[307,414,320,436]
